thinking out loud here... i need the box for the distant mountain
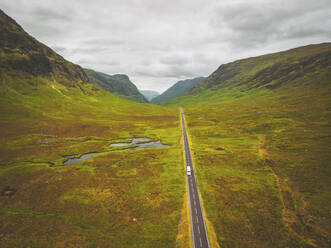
[151,77,205,104]
[140,90,160,101]
[84,69,147,103]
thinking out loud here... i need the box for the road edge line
[180,107,195,248]
[181,108,211,248]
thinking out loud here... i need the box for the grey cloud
[32,7,72,22]
[83,39,125,46]
[0,0,330,92]
[69,47,110,55]
[159,55,190,65]
[76,58,120,67]
[139,59,153,66]
[135,63,204,79]
[210,0,331,49]
[135,70,157,77]
[162,66,198,78]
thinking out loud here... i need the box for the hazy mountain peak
[140,90,160,102]
[151,77,205,104]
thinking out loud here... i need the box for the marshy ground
[0,80,188,247]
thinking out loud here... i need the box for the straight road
[180,108,210,248]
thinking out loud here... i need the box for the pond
[63,137,170,166]
[124,140,169,150]
[109,137,151,147]
[109,137,169,150]
[63,152,99,166]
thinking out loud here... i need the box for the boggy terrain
[0,78,188,247]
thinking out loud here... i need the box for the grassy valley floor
[177,84,331,247]
[0,74,187,247]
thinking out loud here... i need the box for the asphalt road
[180,108,210,248]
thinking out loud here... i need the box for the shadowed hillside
[84,68,148,103]
[0,9,90,88]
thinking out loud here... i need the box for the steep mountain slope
[84,68,147,103]
[0,9,89,88]
[140,90,160,101]
[151,77,205,104]
[168,43,331,247]
[0,10,186,248]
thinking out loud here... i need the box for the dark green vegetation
[0,10,186,247]
[140,90,160,102]
[84,68,147,103]
[168,43,331,247]
[151,77,205,104]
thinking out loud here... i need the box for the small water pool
[109,137,152,147]
[63,152,98,166]
[109,137,169,150]
[125,140,169,150]
[63,137,170,166]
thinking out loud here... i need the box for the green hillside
[0,9,187,248]
[152,77,205,104]
[168,43,331,247]
[84,68,148,103]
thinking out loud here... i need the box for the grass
[165,44,331,247]
[1,42,330,247]
[171,84,331,247]
[0,70,186,247]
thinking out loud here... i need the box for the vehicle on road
[187,166,191,175]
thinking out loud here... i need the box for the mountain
[0,9,185,248]
[151,77,205,104]
[84,68,148,103]
[0,9,90,89]
[140,90,160,101]
[167,43,331,247]
[189,43,331,96]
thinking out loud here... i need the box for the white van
[187,166,191,176]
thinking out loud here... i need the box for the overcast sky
[1,0,330,92]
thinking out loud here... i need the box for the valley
[0,7,330,248]
[0,87,188,247]
[0,9,187,247]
